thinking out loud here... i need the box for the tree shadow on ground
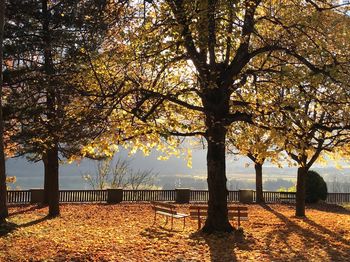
[0,215,50,237]
[303,217,350,246]
[140,227,175,240]
[189,229,253,262]
[307,203,350,215]
[260,204,350,261]
[8,205,45,217]
[0,222,17,237]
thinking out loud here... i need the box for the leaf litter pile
[0,203,349,261]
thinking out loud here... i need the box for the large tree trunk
[42,0,59,217]
[296,166,307,217]
[255,162,264,203]
[47,145,59,217]
[43,154,49,206]
[202,124,233,233]
[0,0,8,223]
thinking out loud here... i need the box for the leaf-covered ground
[0,203,349,261]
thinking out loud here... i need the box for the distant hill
[6,148,350,191]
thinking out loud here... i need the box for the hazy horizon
[5,148,350,192]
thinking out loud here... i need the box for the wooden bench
[151,201,188,230]
[279,192,296,204]
[189,205,248,230]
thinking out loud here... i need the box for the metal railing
[326,193,350,204]
[6,190,31,204]
[6,189,350,205]
[123,190,175,202]
[60,190,107,203]
[263,191,294,203]
[190,190,209,202]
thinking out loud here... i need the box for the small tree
[128,169,156,190]
[305,170,327,203]
[228,123,283,203]
[83,157,156,190]
[83,160,111,190]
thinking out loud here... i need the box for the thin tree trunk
[202,124,233,233]
[47,145,59,217]
[296,166,307,217]
[0,0,8,223]
[43,154,49,206]
[255,162,264,203]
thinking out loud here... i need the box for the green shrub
[305,170,328,203]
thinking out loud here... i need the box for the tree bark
[0,0,8,223]
[43,154,49,206]
[202,123,233,233]
[47,145,59,217]
[296,166,307,217]
[255,162,265,203]
[42,0,59,217]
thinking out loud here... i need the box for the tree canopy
[1,0,350,231]
[77,0,350,231]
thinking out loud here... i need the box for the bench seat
[151,201,188,230]
[189,205,248,230]
[155,210,188,219]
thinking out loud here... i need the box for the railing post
[175,188,190,204]
[30,189,44,204]
[107,188,123,204]
[239,189,254,204]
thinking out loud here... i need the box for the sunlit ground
[0,203,349,261]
